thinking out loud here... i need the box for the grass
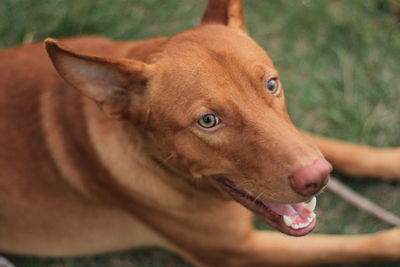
[1,0,399,266]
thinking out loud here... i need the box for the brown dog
[0,0,399,266]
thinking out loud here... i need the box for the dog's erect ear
[45,38,151,120]
[201,0,246,32]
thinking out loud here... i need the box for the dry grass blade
[327,176,400,227]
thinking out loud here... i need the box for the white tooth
[290,220,313,230]
[310,212,316,219]
[305,196,317,211]
[302,222,310,228]
[283,216,293,227]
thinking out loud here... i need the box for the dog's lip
[214,176,316,236]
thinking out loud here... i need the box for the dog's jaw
[215,176,317,236]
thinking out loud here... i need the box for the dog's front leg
[195,228,400,266]
[305,133,400,180]
[244,228,399,266]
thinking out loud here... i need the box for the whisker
[236,180,253,187]
[253,191,266,203]
[161,153,174,164]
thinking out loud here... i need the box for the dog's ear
[45,38,151,120]
[201,0,246,32]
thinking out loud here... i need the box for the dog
[0,0,399,266]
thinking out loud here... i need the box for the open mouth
[215,177,317,236]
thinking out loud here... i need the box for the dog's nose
[289,158,332,197]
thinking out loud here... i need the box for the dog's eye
[266,78,279,95]
[198,114,221,129]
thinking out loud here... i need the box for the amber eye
[266,78,279,95]
[198,114,221,129]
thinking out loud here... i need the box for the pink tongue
[263,201,305,216]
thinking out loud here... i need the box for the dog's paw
[0,256,14,267]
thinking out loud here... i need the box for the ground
[1,0,399,266]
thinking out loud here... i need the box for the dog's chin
[215,176,317,236]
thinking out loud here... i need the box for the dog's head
[45,0,331,236]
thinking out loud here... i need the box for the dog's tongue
[264,201,298,216]
[264,201,306,216]
[263,197,317,230]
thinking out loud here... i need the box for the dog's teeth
[301,222,310,228]
[283,215,293,227]
[290,221,311,230]
[284,211,316,230]
[304,196,317,211]
[291,224,300,230]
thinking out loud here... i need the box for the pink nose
[289,158,332,197]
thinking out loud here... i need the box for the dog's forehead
[149,25,280,125]
[153,25,278,97]
[161,25,274,72]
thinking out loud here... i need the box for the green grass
[1,0,400,266]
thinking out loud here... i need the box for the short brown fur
[0,1,399,266]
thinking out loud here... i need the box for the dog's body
[1,1,399,266]
[0,36,176,254]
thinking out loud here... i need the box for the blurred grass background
[1,0,399,266]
